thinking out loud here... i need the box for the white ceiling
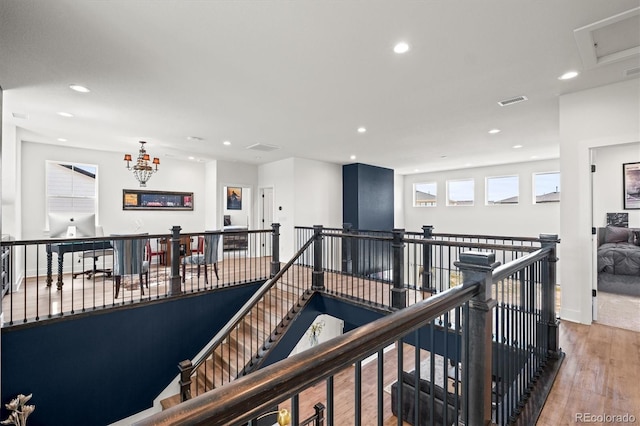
[1,1,639,175]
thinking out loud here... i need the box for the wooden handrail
[134,282,480,426]
[189,235,315,372]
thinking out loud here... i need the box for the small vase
[309,333,319,347]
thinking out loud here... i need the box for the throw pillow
[604,226,630,244]
[633,230,640,246]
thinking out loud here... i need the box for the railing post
[421,225,434,291]
[341,223,353,274]
[455,251,499,426]
[271,223,281,277]
[170,225,182,296]
[391,228,406,309]
[313,402,325,426]
[540,233,561,358]
[178,360,193,402]
[312,225,324,290]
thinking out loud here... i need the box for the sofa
[597,226,640,276]
[390,371,458,426]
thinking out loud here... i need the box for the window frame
[446,178,475,206]
[532,171,561,204]
[485,175,519,205]
[45,161,99,229]
[413,182,438,207]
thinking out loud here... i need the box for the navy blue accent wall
[342,163,394,231]
[1,283,263,426]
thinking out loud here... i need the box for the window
[46,161,97,221]
[446,179,474,206]
[486,175,519,205]
[414,182,437,207]
[533,172,560,203]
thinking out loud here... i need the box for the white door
[260,187,274,256]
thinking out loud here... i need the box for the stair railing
[179,230,318,399]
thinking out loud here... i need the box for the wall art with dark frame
[623,162,640,210]
[123,189,193,210]
[226,186,242,210]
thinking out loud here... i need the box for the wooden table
[160,236,193,266]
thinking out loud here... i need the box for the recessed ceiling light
[188,156,195,160]
[69,84,90,93]
[393,42,410,54]
[488,129,501,134]
[350,155,357,160]
[357,127,366,133]
[57,138,67,142]
[187,136,203,141]
[223,140,231,146]
[558,71,579,80]
[531,155,539,159]
[464,163,472,167]
[414,169,420,172]
[11,112,28,119]
[58,112,74,118]
[513,145,523,149]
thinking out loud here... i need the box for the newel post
[271,223,281,277]
[455,251,499,426]
[540,233,561,358]
[341,223,353,274]
[421,225,434,291]
[391,229,406,309]
[169,225,182,296]
[178,360,193,402]
[312,225,325,290]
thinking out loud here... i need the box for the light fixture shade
[124,141,159,187]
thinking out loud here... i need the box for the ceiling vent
[574,7,640,69]
[246,143,280,152]
[624,66,640,77]
[12,112,28,119]
[497,96,528,107]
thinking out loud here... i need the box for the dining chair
[181,233,220,284]
[145,239,166,265]
[112,234,149,298]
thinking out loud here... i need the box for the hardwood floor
[538,321,640,425]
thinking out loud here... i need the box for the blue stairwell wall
[1,282,263,426]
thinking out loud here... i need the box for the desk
[47,241,112,290]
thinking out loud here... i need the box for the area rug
[597,272,640,297]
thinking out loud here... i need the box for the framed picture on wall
[123,189,193,210]
[227,187,242,210]
[623,162,640,209]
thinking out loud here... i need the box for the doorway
[591,143,640,332]
[260,187,274,256]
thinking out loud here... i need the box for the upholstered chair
[181,232,220,284]
[111,234,150,298]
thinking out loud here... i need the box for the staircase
[160,282,313,410]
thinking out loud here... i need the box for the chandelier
[123,141,160,187]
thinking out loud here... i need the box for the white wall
[559,78,640,324]
[259,157,343,260]
[394,173,405,229]
[592,142,640,228]
[293,158,342,229]
[21,141,207,238]
[403,159,560,237]
[260,158,296,258]
[216,160,259,229]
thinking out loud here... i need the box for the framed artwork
[623,162,640,210]
[123,189,193,210]
[226,187,242,210]
[606,212,628,227]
